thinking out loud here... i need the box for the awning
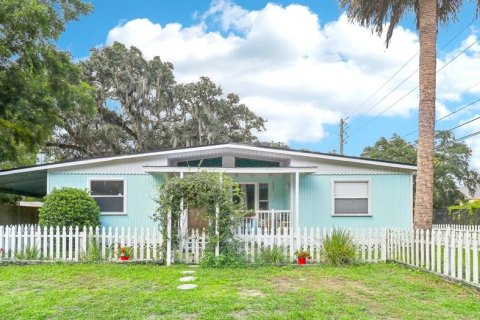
[0,169,47,197]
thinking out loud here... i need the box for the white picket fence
[1,224,479,288]
[237,227,387,263]
[433,224,480,232]
[388,228,480,287]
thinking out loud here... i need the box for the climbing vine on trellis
[153,171,245,265]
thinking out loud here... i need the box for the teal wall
[299,174,413,229]
[47,172,413,229]
[48,173,162,227]
[231,174,290,210]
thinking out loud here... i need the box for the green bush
[39,187,100,227]
[14,245,40,260]
[322,229,356,266]
[258,245,286,265]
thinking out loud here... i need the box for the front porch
[144,166,316,235]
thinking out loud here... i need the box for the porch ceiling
[143,166,318,174]
[0,169,47,197]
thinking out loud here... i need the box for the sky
[58,0,480,167]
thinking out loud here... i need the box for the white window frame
[238,182,269,211]
[88,178,127,215]
[331,179,371,217]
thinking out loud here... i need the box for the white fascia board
[143,166,319,174]
[0,143,416,176]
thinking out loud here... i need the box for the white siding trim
[0,144,416,176]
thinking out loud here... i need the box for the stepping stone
[179,276,196,282]
[188,265,199,268]
[177,284,197,290]
[181,270,196,275]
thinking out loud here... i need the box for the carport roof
[0,169,47,198]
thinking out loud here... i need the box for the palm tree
[339,0,478,229]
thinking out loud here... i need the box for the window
[258,183,269,210]
[236,183,269,211]
[332,180,370,215]
[89,180,126,214]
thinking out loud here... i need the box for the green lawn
[0,263,479,320]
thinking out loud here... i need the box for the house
[0,143,416,230]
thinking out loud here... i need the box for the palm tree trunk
[414,0,437,229]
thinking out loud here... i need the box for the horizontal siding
[299,174,413,229]
[48,173,162,227]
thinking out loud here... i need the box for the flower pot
[120,256,129,261]
[297,257,306,265]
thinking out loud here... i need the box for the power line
[402,94,480,139]
[344,53,418,121]
[443,115,480,133]
[346,17,478,122]
[456,130,480,141]
[349,36,480,137]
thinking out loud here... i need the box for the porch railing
[240,210,291,235]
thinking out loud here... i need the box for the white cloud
[106,0,478,145]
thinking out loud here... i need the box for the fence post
[381,229,387,262]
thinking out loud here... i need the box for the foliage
[361,132,480,209]
[116,245,132,259]
[257,245,286,265]
[154,171,245,265]
[321,229,356,266]
[448,200,480,225]
[200,249,247,268]
[294,249,311,259]
[39,187,100,227]
[0,0,94,163]
[14,245,40,260]
[339,0,469,46]
[81,236,106,262]
[47,42,266,160]
[361,134,417,164]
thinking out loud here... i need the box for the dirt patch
[229,309,258,319]
[238,288,266,298]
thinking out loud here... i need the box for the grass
[0,263,479,319]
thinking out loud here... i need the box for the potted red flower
[294,249,311,265]
[117,245,132,261]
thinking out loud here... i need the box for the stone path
[176,268,197,290]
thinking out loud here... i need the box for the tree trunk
[414,0,437,229]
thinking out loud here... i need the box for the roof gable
[0,143,416,176]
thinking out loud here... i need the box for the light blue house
[0,143,416,230]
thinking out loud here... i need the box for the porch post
[295,171,300,233]
[290,173,294,233]
[179,172,186,262]
[166,209,172,266]
[215,173,223,257]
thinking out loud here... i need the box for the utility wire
[349,36,480,137]
[457,130,480,141]
[346,17,478,122]
[443,115,480,133]
[402,94,480,139]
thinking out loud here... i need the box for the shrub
[14,245,40,260]
[81,236,105,262]
[39,187,100,227]
[258,245,286,265]
[322,229,356,266]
